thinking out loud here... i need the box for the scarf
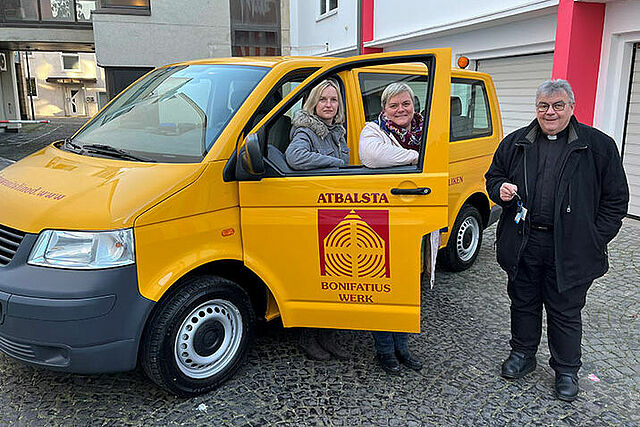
[375,111,423,152]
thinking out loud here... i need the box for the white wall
[594,0,640,147]
[0,51,20,121]
[92,0,232,68]
[27,52,106,117]
[290,0,357,56]
[379,10,557,67]
[372,0,557,47]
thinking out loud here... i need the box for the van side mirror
[237,132,265,179]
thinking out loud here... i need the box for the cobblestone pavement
[0,121,639,425]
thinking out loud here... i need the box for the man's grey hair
[381,82,415,108]
[536,79,575,104]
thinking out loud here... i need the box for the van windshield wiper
[82,144,156,162]
[63,138,84,153]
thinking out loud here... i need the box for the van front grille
[0,334,36,360]
[0,224,25,266]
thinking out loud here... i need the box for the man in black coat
[485,79,629,401]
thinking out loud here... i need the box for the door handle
[390,187,431,195]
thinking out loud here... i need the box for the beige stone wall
[281,0,291,55]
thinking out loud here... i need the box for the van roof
[169,55,488,78]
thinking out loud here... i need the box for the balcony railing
[0,0,97,26]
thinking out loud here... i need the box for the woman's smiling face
[383,91,414,130]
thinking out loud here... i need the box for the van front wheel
[140,275,255,396]
[439,205,483,272]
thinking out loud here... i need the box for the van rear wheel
[439,205,483,272]
[140,275,255,396]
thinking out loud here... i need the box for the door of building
[65,87,85,116]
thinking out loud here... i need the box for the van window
[262,63,432,177]
[72,64,269,163]
[245,70,316,158]
[358,72,428,121]
[450,79,492,141]
[262,73,347,171]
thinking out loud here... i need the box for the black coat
[485,116,629,292]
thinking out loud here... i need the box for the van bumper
[0,235,154,374]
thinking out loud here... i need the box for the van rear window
[71,65,269,163]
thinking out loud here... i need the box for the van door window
[244,70,316,161]
[262,65,430,177]
[450,79,492,141]
[263,74,349,174]
[358,72,428,121]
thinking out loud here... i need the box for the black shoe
[377,353,401,374]
[555,373,579,402]
[299,330,331,361]
[396,350,423,371]
[501,351,536,379]
[317,330,349,360]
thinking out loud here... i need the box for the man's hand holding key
[500,182,518,202]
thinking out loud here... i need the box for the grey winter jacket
[285,110,349,170]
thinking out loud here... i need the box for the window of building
[26,77,38,97]
[230,0,281,57]
[450,79,492,141]
[62,54,80,71]
[320,0,338,16]
[98,0,150,14]
[41,0,75,22]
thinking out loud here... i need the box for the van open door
[234,49,451,333]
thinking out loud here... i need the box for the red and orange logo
[318,209,390,278]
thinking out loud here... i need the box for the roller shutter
[476,52,554,136]
[623,44,640,217]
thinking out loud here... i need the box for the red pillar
[552,0,605,125]
[360,0,383,54]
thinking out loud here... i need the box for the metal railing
[0,0,97,26]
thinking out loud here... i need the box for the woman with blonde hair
[285,79,350,360]
[285,79,349,170]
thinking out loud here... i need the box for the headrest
[451,96,462,116]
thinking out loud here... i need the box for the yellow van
[0,49,501,396]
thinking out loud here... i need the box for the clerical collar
[542,126,568,141]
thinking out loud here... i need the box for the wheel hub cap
[456,216,480,262]
[174,299,243,379]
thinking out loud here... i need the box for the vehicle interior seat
[450,96,471,139]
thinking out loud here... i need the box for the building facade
[92,0,289,98]
[290,0,640,217]
[18,51,106,118]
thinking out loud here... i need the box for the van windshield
[70,64,269,163]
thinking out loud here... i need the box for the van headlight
[28,229,135,269]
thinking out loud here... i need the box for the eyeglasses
[536,101,571,113]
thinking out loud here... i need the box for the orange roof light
[457,56,470,69]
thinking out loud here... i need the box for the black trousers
[507,229,591,375]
